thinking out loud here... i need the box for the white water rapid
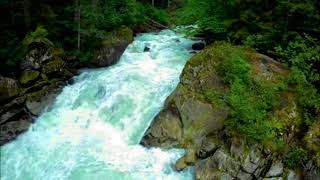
[0,30,196,180]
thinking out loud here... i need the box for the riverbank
[141,42,320,179]
[1,29,198,179]
[0,27,133,145]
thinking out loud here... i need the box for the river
[1,30,195,180]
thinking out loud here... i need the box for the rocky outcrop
[0,27,134,146]
[92,27,133,67]
[19,70,40,85]
[141,42,317,179]
[0,76,20,103]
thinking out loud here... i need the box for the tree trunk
[23,0,31,30]
[75,0,81,50]
[152,0,154,7]
[10,0,15,25]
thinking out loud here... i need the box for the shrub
[284,147,306,169]
[22,25,53,49]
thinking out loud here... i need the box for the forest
[0,0,319,179]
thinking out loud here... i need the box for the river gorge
[1,30,196,180]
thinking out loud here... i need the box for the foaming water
[0,30,195,180]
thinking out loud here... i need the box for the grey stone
[0,109,24,124]
[287,170,299,180]
[196,139,219,159]
[243,155,259,174]
[0,116,31,145]
[266,162,283,177]
[237,169,253,180]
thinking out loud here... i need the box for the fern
[23,25,53,48]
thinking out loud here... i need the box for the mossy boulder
[43,57,65,75]
[0,76,20,103]
[93,27,133,67]
[141,42,308,178]
[19,70,40,85]
[101,26,133,46]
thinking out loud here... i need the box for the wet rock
[265,161,283,177]
[25,83,63,116]
[0,115,31,145]
[192,42,205,51]
[0,76,20,103]
[144,46,150,52]
[185,149,197,165]
[0,109,24,124]
[0,96,26,115]
[19,70,40,85]
[141,109,183,148]
[175,156,188,171]
[196,139,219,159]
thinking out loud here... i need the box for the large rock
[0,109,24,124]
[141,108,183,148]
[19,70,40,85]
[195,150,239,179]
[0,76,20,103]
[25,82,63,116]
[93,27,133,67]
[0,115,31,145]
[43,58,65,75]
[192,42,206,51]
[140,42,309,179]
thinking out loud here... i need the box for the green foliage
[218,49,251,83]
[284,147,307,169]
[203,43,320,169]
[0,0,170,72]
[175,0,235,34]
[22,25,53,49]
[288,67,320,126]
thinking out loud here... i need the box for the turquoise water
[0,30,195,180]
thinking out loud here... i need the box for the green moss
[20,70,40,84]
[43,58,65,74]
[101,27,133,46]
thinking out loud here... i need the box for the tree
[23,0,31,30]
[74,0,81,50]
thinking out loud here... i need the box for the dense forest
[0,0,172,73]
[0,0,319,178]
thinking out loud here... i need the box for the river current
[1,30,195,180]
